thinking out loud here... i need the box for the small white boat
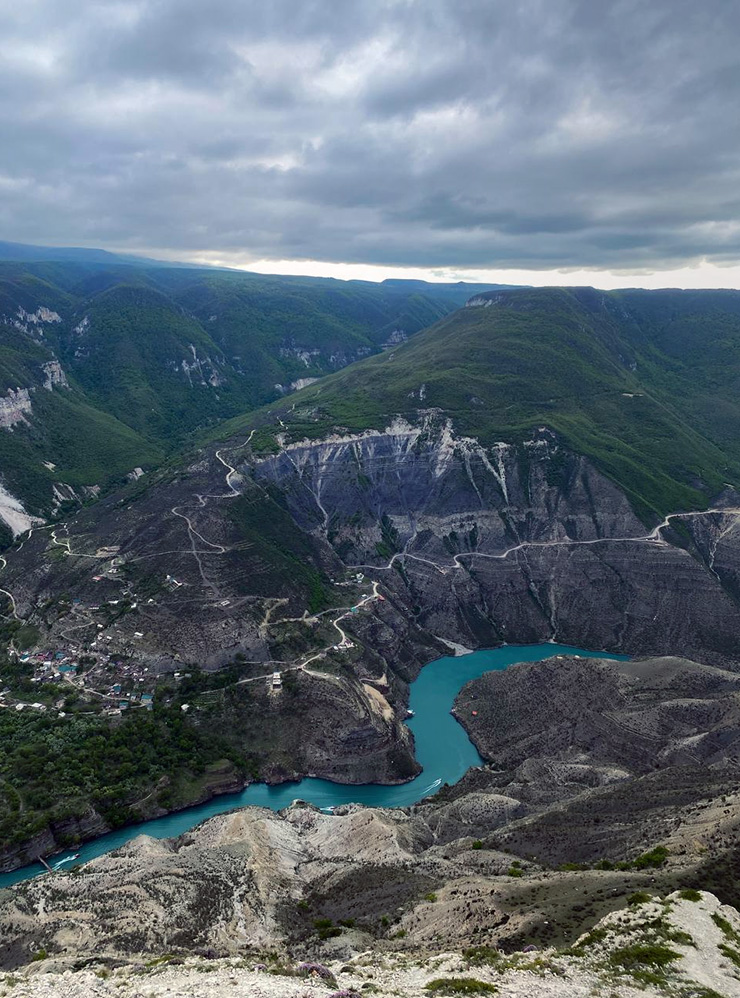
[51,853,80,869]
[406,708,415,718]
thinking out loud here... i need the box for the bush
[462,946,501,966]
[631,845,669,870]
[609,943,680,973]
[678,888,702,902]
[425,978,497,995]
[313,919,342,940]
[719,944,740,968]
[711,912,740,946]
[564,927,607,956]
[627,891,654,906]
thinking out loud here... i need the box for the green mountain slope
[0,258,508,515]
[237,286,740,518]
[60,283,233,442]
[0,391,162,514]
[0,275,162,513]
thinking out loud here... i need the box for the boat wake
[51,853,79,869]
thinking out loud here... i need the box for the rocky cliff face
[40,361,68,390]
[4,657,740,995]
[6,306,62,339]
[0,810,111,877]
[0,387,32,428]
[251,417,740,666]
[6,417,740,856]
[14,414,740,671]
[0,359,69,426]
[450,654,740,865]
[457,654,740,773]
[6,418,740,795]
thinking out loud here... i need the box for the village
[0,545,196,718]
[2,645,158,718]
[0,563,388,721]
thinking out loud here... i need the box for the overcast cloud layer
[1,0,740,273]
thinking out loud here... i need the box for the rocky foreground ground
[3,890,739,997]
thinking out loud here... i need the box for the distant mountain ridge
[0,239,186,269]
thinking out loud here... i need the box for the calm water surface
[0,643,627,889]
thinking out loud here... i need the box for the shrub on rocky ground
[425,978,497,995]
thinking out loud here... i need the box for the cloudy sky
[2,0,740,287]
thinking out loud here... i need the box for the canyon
[4,285,740,994]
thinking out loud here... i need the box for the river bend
[0,643,627,889]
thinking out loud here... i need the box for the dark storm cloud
[1,0,740,270]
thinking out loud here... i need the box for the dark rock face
[452,654,740,864]
[254,422,644,547]
[11,417,740,671]
[252,419,740,666]
[455,655,740,773]
[0,809,111,874]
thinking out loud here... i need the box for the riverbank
[0,758,250,876]
[0,644,626,889]
[0,659,416,878]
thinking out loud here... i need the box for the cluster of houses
[104,682,155,713]
[21,649,80,679]
[0,690,50,713]
[9,645,160,717]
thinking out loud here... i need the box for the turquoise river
[0,643,627,889]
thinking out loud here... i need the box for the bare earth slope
[5,891,740,997]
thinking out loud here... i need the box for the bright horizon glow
[150,250,740,290]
